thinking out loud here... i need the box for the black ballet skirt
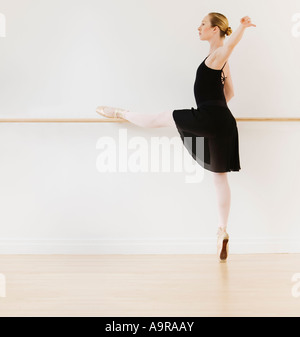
[172,55,241,173]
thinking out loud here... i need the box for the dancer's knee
[153,110,176,128]
[212,172,228,185]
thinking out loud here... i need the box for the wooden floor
[0,254,299,317]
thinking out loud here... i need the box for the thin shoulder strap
[221,61,227,70]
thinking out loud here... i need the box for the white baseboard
[0,237,299,254]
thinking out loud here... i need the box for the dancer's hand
[240,16,256,28]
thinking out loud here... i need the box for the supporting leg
[212,172,231,230]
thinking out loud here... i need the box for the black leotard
[172,55,241,173]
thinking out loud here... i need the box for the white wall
[0,12,5,37]
[0,0,300,118]
[0,121,300,254]
[0,0,300,254]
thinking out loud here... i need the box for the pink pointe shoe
[217,227,229,262]
[96,106,129,119]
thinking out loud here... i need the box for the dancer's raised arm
[215,16,256,65]
[226,16,256,49]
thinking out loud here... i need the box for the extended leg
[212,172,231,230]
[122,110,176,128]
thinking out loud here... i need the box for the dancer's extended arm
[217,16,256,66]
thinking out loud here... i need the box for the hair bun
[226,26,232,36]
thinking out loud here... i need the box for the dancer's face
[198,15,215,41]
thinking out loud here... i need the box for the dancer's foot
[96,106,129,119]
[217,227,229,262]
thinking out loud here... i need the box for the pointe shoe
[96,106,128,119]
[217,227,229,262]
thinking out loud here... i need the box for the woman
[96,13,256,262]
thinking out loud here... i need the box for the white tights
[212,173,231,230]
[123,110,176,128]
[122,109,231,230]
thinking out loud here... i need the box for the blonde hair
[208,12,232,38]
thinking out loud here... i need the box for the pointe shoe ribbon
[96,106,128,119]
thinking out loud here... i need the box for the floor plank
[0,254,299,317]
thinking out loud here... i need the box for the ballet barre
[1,117,300,123]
